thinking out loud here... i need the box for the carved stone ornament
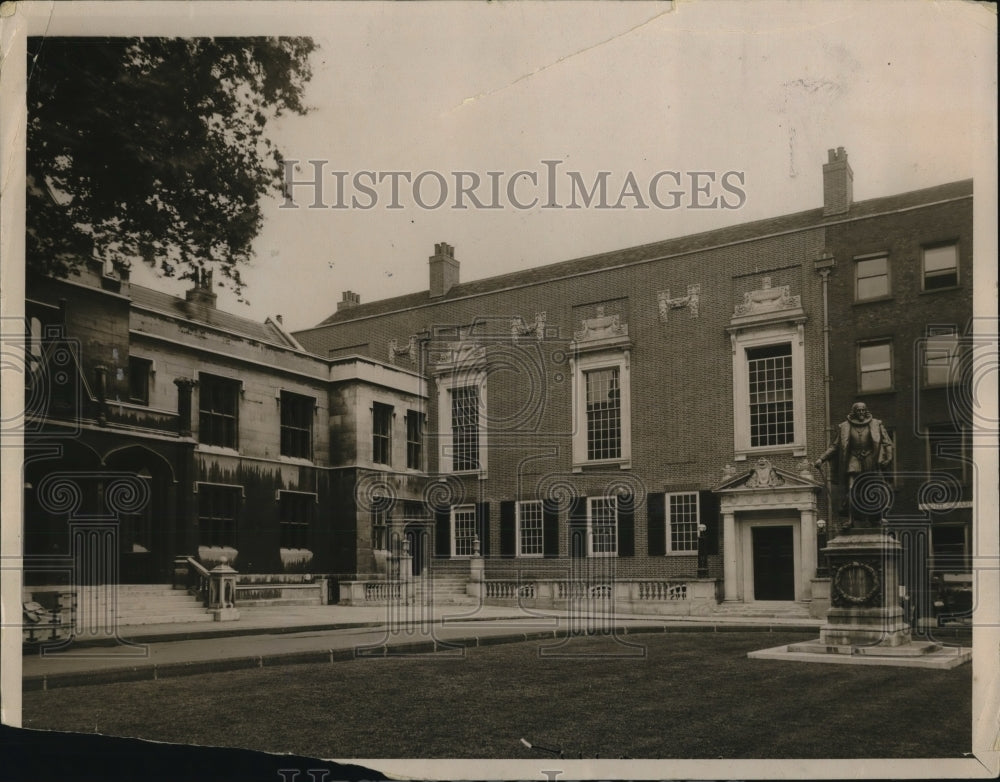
[511,312,547,342]
[832,560,881,605]
[573,305,628,343]
[744,457,785,489]
[657,285,701,321]
[428,341,486,367]
[734,277,801,317]
[388,335,418,364]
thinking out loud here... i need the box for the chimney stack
[337,291,361,312]
[184,268,217,316]
[822,147,853,216]
[429,242,459,298]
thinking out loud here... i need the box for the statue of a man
[815,402,894,525]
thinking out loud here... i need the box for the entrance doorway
[751,525,795,600]
[404,521,431,577]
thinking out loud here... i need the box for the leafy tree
[26,36,316,294]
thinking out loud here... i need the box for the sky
[14,1,999,332]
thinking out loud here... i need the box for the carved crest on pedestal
[733,277,801,317]
[574,306,627,343]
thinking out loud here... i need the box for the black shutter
[499,501,516,558]
[476,502,490,557]
[617,493,635,557]
[700,490,720,555]
[647,492,666,556]
[568,496,587,558]
[542,500,560,558]
[435,507,450,557]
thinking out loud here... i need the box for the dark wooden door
[751,525,795,600]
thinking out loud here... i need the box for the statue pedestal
[817,532,910,647]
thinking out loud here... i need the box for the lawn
[22,632,971,759]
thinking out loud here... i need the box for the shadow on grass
[22,631,971,759]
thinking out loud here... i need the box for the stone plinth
[818,532,910,647]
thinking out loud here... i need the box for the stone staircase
[413,571,477,605]
[76,584,212,628]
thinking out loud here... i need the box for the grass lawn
[22,632,971,759]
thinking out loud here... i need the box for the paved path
[22,603,826,688]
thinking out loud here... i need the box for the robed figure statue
[815,402,895,528]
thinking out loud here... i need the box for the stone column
[722,511,738,601]
[799,508,817,600]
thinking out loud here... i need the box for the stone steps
[75,585,212,626]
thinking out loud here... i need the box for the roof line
[294,189,973,333]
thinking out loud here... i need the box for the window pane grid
[199,376,239,448]
[923,245,958,289]
[585,367,621,460]
[198,485,238,548]
[518,501,544,556]
[451,386,479,471]
[406,411,423,469]
[855,256,889,300]
[280,392,313,458]
[453,505,477,556]
[925,333,960,386]
[747,346,793,447]
[589,497,618,555]
[372,403,392,465]
[667,492,699,552]
[859,342,892,391]
[279,492,313,549]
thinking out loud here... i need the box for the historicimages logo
[280,159,747,211]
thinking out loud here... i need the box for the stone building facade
[23,148,974,620]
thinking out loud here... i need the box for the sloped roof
[128,284,296,348]
[295,179,972,333]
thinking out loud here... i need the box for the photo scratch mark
[449,8,673,114]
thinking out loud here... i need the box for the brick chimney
[429,242,459,298]
[184,268,217,317]
[822,147,853,216]
[337,291,360,312]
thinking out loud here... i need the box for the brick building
[23,148,974,621]
[292,149,974,617]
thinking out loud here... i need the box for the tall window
[924,329,961,387]
[406,410,424,470]
[855,254,889,300]
[372,403,393,465]
[197,484,239,548]
[858,341,893,392]
[451,386,480,471]
[451,504,478,557]
[585,367,621,460]
[199,375,240,448]
[280,391,314,459]
[517,500,544,557]
[666,492,699,553]
[747,344,794,447]
[279,492,313,549]
[588,496,618,556]
[922,243,958,290]
[128,356,151,405]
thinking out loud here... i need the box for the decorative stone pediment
[728,277,805,333]
[572,305,629,353]
[714,457,821,493]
